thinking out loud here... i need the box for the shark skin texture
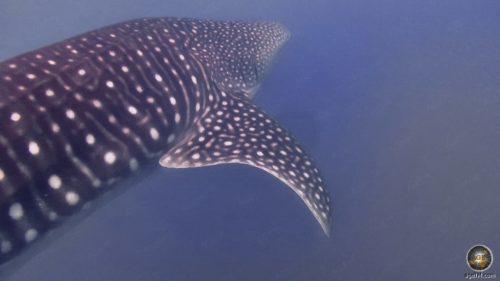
[0,17,331,267]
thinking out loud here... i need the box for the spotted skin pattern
[0,17,331,265]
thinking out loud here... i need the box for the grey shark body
[0,17,331,266]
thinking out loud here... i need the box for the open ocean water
[0,0,499,280]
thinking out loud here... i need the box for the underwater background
[1,0,499,280]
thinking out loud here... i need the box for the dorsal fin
[159,92,331,235]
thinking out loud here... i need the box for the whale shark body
[0,17,331,267]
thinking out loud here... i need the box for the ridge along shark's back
[0,17,331,269]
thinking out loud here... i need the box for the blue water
[1,0,500,280]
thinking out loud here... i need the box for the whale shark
[0,17,331,267]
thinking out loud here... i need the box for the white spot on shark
[104,151,117,165]
[48,175,62,189]
[9,203,24,220]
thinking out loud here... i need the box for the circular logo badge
[467,245,494,272]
